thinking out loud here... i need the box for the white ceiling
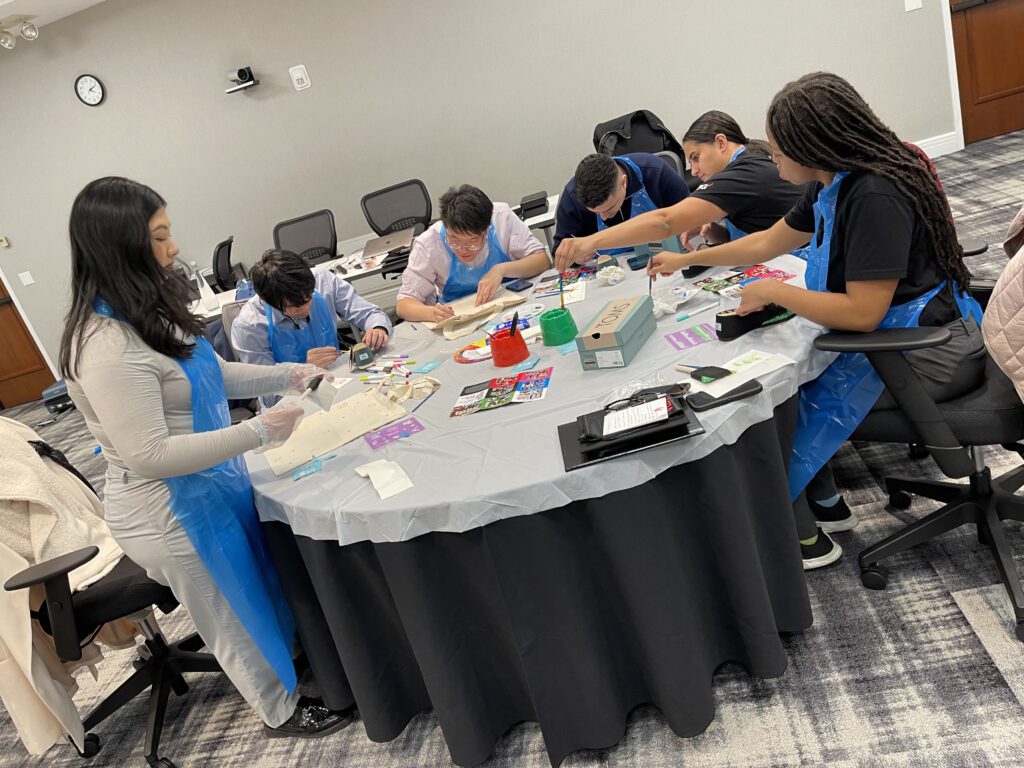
[0,0,107,28]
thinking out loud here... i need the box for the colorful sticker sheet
[692,264,796,297]
[449,367,553,417]
[533,267,597,298]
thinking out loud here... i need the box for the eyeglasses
[446,235,485,254]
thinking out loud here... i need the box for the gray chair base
[859,456,1024,642]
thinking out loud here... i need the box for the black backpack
[592,110,697,190]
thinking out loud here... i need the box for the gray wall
[0,0,955,368]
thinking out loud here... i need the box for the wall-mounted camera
[226,66,259,94]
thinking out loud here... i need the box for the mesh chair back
[220,300,247,357]
[273,209,337,265]
[211,236,235,292]
[654,151,684,176]
[361,179,432,236]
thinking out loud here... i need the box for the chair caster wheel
[75,732,101,758]
[888,491,912,510]
[861,564,889,590]
[1016,621,1024,644]
[908,442,929,460]
[147,758,176,768]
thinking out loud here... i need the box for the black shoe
[801,531,842,571]
[265,696,354,739]
[809,496,858,533]
[681,264,709,278]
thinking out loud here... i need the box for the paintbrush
[559,273,565,310]
[298,375,325,401]
[509,310,519,337]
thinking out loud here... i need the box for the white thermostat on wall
[289,65,311,91]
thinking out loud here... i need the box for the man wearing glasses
[552,153,689,269]
[396,185,550,321]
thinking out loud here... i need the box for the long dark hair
[682,110,771,157]
[59,177,205,379]
[767,72,970,289]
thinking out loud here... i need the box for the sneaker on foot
[810,496,858,533]
[801,531,843,571]
[265,696,354,739]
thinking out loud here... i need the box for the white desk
[523,194,559,249]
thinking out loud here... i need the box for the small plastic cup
[490,328,530,367]
[539,308,578,347]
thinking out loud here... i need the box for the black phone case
[686,379,763,411]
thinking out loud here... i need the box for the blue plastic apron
[440,223,511,302]
[786,174,983,499]
[265,291,337,364]
[722,147,750,242]
[93,298,297,691]
[596,156,659,256]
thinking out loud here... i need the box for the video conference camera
[226,66,259,94]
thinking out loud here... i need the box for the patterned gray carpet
[3,132,1024,768]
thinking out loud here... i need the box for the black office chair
[592,109,700,191]
[814,324,1024,642]
[4,546,220,767]
[360,179,432,237]
[273,209,337,266]
[210,236,247,293]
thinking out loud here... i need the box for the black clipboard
[557,398,705,471]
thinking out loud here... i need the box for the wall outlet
[904,0,923,11]
[289,64,311,91]
[18,271,34,286]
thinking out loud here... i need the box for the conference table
[246,253,833,767]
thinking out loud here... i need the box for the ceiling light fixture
[0,31,15,50]
[19,21,37,41]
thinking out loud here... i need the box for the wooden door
[951,0,1024,144]
[0,279,55,408]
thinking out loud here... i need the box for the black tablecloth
[262,394,811,767]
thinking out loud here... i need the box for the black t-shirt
[690,151,806,235]
[784,171,954,326]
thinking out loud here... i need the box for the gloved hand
[287,364,333,394]
[245,402,305,451]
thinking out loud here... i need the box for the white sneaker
[801,530,843,571]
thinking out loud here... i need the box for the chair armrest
[5,546,99,662]
[4,546,99,592]
[813,327,952,354]
[960,239,988,257]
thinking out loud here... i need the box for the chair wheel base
[147,757,176,768]
[908,442,929,460]
[861,564,889,590]
[1016,622,1024,644]
[888,491,913,510]
[75,732,101,758]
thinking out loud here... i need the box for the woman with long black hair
[60,177,349,736]
[647,73,986,570]
[554,110,806,271]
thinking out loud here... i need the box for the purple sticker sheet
[664,323,717,351]
[363,417,425,451]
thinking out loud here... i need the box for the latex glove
[306,346,340,368]
[362,327,389,350]
[246,402,304,451]
[432,303,455,322]
[287,364,334,393]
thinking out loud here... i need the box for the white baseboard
[913,130,964,159]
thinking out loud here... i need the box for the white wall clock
[75,74,105,106]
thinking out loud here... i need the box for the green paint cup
[539,308,578,347]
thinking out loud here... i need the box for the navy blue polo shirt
[552,152,689,253]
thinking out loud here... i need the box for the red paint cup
[489,328,529,367]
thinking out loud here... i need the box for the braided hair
[767,72,970,289]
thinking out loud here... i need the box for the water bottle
[191,260,220,311]
[235,278,255,301]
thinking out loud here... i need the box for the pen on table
[674,303,718,322]
[298,375,325,401]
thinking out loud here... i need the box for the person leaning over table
[232,248,392,405]
[395,184,551,321]
[551,150,690,265]
[60,176,351,738]
[645,72,985,571]
[553,111,807,271]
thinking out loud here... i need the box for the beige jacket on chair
[982,206,1024,402]
[0,417,134,755]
